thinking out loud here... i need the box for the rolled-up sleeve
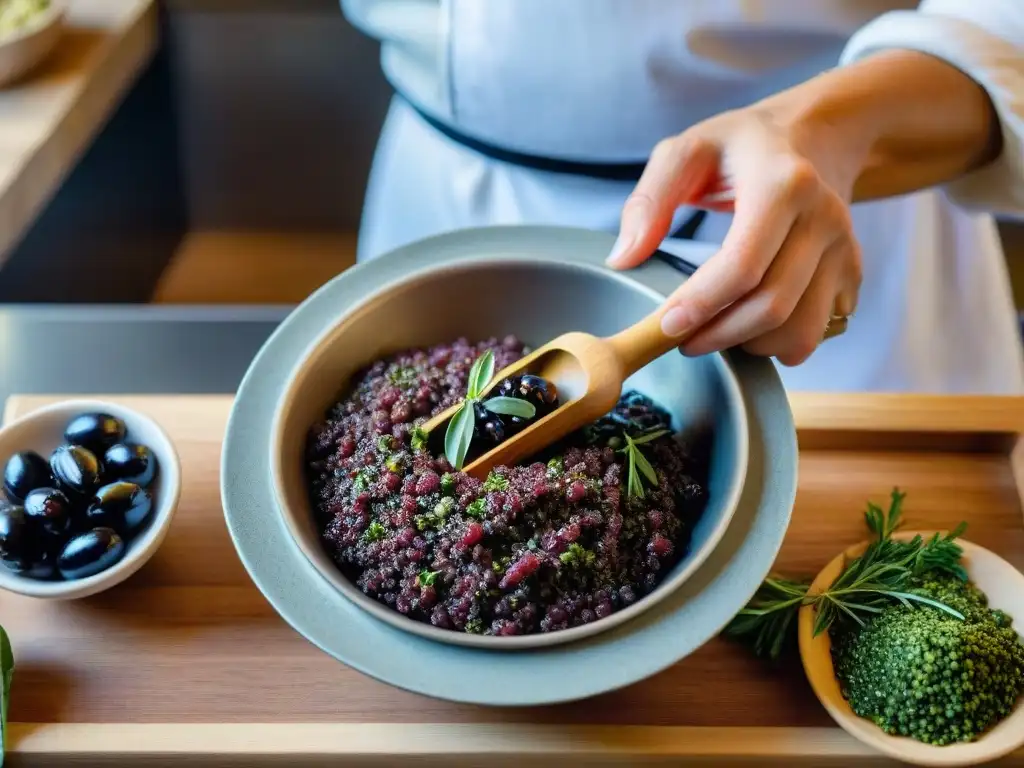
[840,1,1024,219]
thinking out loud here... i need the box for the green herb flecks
[482,471,509,493]
[466,498,487,519]
[723,489,967,661]
[410,427,428,453]
[363,521,386,542]
[559,542,596,568]
[418,570,440,587]
[618,428,669,499]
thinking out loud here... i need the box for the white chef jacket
[341,0,1024,395]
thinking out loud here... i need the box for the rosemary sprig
[618,429,669,499]
[723,488,968,660]
[442,350,536,469]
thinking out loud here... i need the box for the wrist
[754,71,879,202]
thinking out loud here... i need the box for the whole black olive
[0,505,34,573]
[64,413,127,453]
[24,487,73,539]
[23,548,58,580]
[57,528,125,580]
[49,445,102,498]
[498,375,559,418]
[3,451,51,504]
[103,443,157,487]
[86,482,153,537]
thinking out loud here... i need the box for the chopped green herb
[385,453,406,473]
[377,435,395,452]
[363,521,386,542]
[466,498,487,519]
[440,473,457,496]
[546,456,564,476]
[559,542,596,568]
[433,497,455,521]
[387,365,417,387]
[483,471,509,492]
[465,618,484,634]
[418,570,440,587]
[410,427,428,453]
[353,469,374,492]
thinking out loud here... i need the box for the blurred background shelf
[1,1,1023,308]
[152,230,357,304]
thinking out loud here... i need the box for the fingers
[605,136,719,270]
[678,214,830,357]
[657,152,820,340]
[741,239,855,366]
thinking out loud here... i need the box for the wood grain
[2,394,1024,765]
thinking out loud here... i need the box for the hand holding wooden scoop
[423,305,684,479]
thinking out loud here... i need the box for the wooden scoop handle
[605,307,687,378]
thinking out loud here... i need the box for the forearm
[755,50,1003,202]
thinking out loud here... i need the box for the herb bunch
[723,489,969,661]
[443,350,536,469]
[619,429,668,499]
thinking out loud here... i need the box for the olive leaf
[467,349,495,400]
[482,396,536,419]
[444,398,476,470]
[0,624,13,765]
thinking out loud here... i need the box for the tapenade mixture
[305,336,708,636]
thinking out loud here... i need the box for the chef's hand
[606,106,863,366]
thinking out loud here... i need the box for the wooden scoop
[422,307,683,479]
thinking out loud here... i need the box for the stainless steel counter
[0,305,289,403]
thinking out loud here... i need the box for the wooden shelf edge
[8,724,884,761]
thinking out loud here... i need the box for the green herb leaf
[0,624,11,763]
[482,471,509,492]
[418,570,440,587]
[466,349,496,399]
[629,428,670,445]
[633,447,659,487]
[482,396,536,419]
[724,489,970,660]
[363,521,386,542]
[444,403,476,470]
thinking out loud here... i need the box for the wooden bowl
[799,533,1024,766]
[0,1,65,88]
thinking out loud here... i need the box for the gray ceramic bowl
[270,254,750,649]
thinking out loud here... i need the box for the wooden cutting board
[3,393,1024,767]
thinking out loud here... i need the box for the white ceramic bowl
[0,399,181,599]
[0,1,65,88]
[800,533,1024,767]
[270,256,750,650]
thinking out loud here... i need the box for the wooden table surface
[0,0,157,264]
[2,393,1023,766]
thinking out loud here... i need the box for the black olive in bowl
[0,399,181,599]
[3,450,51,504]
[64,412,127,454]
[103,443,157,487]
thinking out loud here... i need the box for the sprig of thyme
[618,429,669,499]
[442,350,536,469]
[723,488,968,661]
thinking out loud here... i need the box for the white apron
[344,0,1024,395]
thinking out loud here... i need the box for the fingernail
[661,306,693,338]
[605,232,635,268]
